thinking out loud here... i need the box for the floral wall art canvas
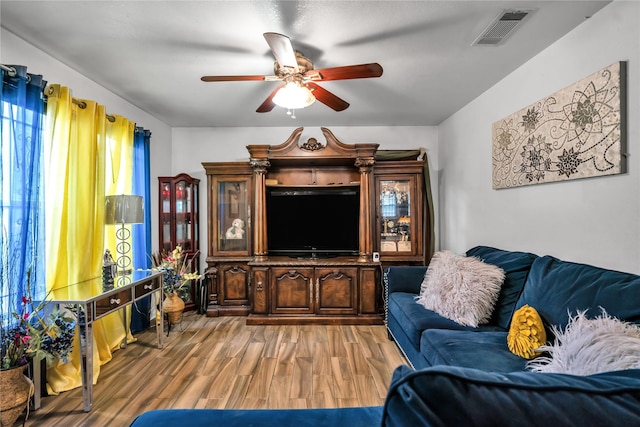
[492,61,626,189]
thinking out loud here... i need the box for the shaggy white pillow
[527,309,640,376]
[415,250,505,327]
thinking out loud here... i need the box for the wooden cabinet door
[315,268,358,315]
[358,267,379,315]
[218,263,250,306]
[251,267,269,314]
[271,267,314,314]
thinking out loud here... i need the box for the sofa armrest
[382,365,640,427]
[384,266,427,295]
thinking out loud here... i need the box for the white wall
[438,1,640,274]
[172,126,438,271]
[1,28,173,253]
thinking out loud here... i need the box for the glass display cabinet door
[161,182,172,252]
[378,178,415,255]
[159,174,199,254]
[175,179,193,251]
[212,177,251,256]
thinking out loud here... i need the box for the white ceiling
[1,1,610,127]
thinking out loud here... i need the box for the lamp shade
[273,82,316,109]
[105,195,144,224]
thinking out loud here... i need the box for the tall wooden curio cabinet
[158,173,200,310]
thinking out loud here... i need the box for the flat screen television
[266,186,360,258]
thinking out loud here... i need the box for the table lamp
[105,195,144,275]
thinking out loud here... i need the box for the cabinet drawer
[95,289,132,316]
[134,279,158,298]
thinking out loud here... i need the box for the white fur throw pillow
[527,310,640,375]
[415,250,505,327]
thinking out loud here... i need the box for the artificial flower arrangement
[152,245,202,302]
[1,269,76,371]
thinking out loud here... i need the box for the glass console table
[37,270,164,412]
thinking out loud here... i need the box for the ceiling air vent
[472,9,534,46]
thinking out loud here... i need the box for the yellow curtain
[103,115,137,351]
[43,84,135,394]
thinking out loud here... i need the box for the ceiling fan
[201,32,383,115]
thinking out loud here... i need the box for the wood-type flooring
[20,312,408,426]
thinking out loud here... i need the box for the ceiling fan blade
[308,63,383,81]
[307,83,349,111]
[256,86,282,113]
[201,75,268,82]
[263,32,299,72]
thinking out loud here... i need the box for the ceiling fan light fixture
[273,82,316,110]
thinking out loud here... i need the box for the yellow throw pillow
[507,305,547,359]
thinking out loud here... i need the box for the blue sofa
[385,245,640,371]
[130,246,640,426]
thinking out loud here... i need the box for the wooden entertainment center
[202,127,429,325]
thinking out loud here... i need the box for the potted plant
[152,245,201,324]
[1,269,75,426]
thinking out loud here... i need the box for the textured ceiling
[1,1,610,127]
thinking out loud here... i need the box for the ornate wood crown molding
[247,127,379,166]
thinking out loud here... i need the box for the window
[1,69,47,324]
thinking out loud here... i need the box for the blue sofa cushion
[515,255,640,331]
[130,406,384,427]
[387,292,499,369]
[419,329,528,372]
[382,365,640,427]
[389,292,481,340]
[466,246,539,330]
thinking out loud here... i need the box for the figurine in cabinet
[225,218,245,240]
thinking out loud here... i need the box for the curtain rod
[1,64,29,82]
[72,98,116,123]
[1,64,16,76]
[3,63,115,123]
